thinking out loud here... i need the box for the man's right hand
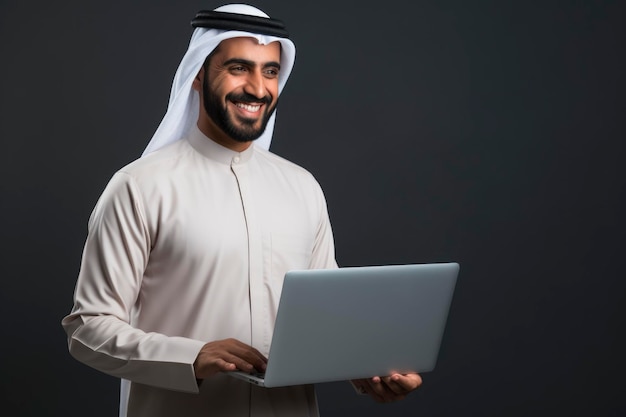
[193,338,268,379]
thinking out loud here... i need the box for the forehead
[213,37,281,64]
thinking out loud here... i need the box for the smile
[235,102,261,112]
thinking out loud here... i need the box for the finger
[227,340,268,364]
[390,373,423,391]
[365,377,397,403]
[232,347,267,371]
[196,357,237,378]
[223,354,257,373]
[223,340,268,371]
[242,347,268,367]
[381,376,409,395]
[356,379,386,403]
[213,358,237,372]
[377,377,408,402]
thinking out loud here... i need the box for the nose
[243,70,267,100]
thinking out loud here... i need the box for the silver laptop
[229,262,459,387]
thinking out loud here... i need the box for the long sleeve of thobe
[63,172,205,393]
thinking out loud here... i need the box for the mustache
[226,92,272,106]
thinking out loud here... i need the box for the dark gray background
[1,0,624,416]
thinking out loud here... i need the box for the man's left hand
[352,373,422,403]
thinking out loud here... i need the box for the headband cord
[191,11,289,38]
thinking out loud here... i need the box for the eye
[230,66,247,73]
[264,68,279,78]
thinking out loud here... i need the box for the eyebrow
[223,58,281,70]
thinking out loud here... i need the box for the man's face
[197,37,281,149]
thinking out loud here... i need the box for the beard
[202,71,277,143]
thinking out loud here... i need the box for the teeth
[236,103,261,112]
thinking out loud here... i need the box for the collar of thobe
[141,4,295,158]
[188,124,254,165]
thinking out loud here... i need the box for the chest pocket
[268,232,313,282]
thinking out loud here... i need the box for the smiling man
[198,37,281,149]
[62,4,419,417]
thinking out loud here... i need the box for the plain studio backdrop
[1,1,624,416]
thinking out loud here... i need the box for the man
[62,4,420,416]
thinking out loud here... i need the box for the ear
[192,65,205,92]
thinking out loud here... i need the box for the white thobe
[62,125,337,417]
